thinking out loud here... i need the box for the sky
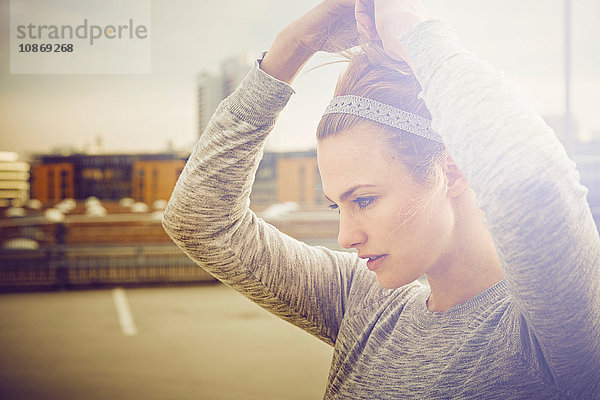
[0,0,599,158]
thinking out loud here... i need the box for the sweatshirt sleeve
[162,63,370,346]
[401,20,600,396]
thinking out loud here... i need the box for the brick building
[30,153,187,205]
[276,151,324,206]
[29,149,326,208]
[132,159,186,205]
[251,150,325,207]
[31,162,74,205]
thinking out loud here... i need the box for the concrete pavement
[0,284,332,399]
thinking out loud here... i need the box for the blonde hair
[316,45,447,193]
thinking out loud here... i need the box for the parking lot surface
[0,284,332,399]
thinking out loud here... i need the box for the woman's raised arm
[360,0,600,395]
[162,0,390,347]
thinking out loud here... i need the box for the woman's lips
[364,255,387,271]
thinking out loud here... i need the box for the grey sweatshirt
[163,20,600,399]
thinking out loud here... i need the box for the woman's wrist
[259,27,315,85]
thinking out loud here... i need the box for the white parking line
[112,287,138,336]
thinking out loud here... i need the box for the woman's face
[317,123,456,289]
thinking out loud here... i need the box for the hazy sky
[1,0,599,158]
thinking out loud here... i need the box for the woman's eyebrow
[323,184,377,203]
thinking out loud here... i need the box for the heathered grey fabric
[163,20,600,399]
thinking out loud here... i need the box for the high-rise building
[197,52,255,137]
[0,152,30,207]
[197,72,223,137]
[220,52,255,97]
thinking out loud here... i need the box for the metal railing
[0,244,215,290]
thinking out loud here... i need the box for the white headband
[322,95,443,144]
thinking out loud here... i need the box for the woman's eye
[353,196,375,209]
[328,203,339,212]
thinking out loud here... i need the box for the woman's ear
[443,152,469,198]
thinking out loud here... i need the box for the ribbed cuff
[228,61,296,128]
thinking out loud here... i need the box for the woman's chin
[375,272,420,290]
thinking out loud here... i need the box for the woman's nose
[337,212,366,249]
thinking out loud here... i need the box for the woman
[163,0,600,398]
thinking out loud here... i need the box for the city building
[197,72,223,138]
[28,148,324,209]
[252,152,278,206]
[30,152,187,205]
[197,52,254,136]
[30,162,74,205]
[220,53,255,97]
[276,151,324,206]
[132,159,186,205]
[0,152,30,207]
[251,150,325,208]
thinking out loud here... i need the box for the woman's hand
[260,0,358,84]
[260,0,429,84]
[355,0,429,63]
[289,0,359,54]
